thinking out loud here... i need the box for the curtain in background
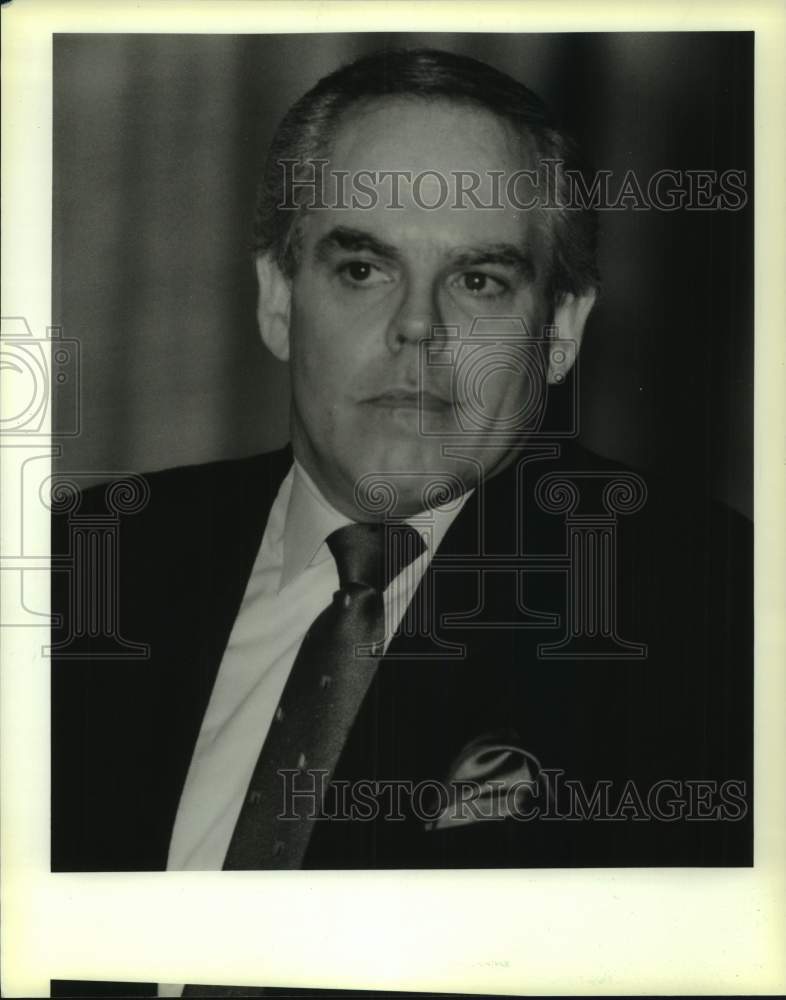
[53,33,752,515]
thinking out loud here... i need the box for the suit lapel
[189,445,294,703]
[164,445,295,778]
[137,446,294,868]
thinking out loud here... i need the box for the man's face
[270,98,564,519]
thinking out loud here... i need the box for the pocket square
[424,735,545,831]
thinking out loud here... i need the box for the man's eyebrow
[314,226,402,263]
[313,229,537,279]
[449,243,537,279]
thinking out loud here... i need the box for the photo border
[2,1,784,996]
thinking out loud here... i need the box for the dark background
[53,32,753,516]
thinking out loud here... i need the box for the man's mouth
[364,389,452,412]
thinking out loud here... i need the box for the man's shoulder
[53,445,292,524]
[145,443,291,484]
[140,445,292,514]
[484,439,750,541]
[547,439,750,535]
[50,446,294,589]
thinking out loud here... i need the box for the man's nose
[385,279,442,353]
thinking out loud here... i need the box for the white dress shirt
[166,459,469,871]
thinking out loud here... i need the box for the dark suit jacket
[51,442,752,873]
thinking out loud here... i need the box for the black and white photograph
[2,3,784,997]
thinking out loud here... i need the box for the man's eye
[338,261,390,287]
[453,271,509,298]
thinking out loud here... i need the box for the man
[51,48,751,882]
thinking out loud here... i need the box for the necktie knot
[326,522,425,592]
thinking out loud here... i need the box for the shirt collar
[281,461,352,590]
[280,459,472,592]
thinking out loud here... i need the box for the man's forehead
[327,95,529,176]
[284,96,550,270]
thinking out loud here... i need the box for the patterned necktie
[222,521,424,871]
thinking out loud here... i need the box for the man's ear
[255,252,292,362]
[547,289,597,385]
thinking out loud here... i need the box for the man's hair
[252,47,599,301]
